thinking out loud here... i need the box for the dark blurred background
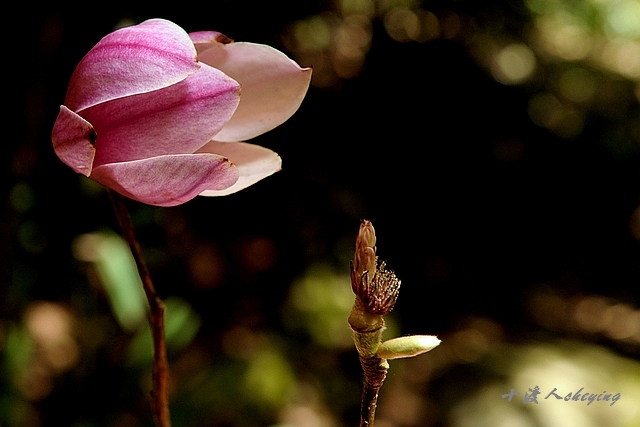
[3,1,640,426]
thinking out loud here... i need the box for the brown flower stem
[108,190,171,427]
[358,354,389,427]
[360,383,380,427]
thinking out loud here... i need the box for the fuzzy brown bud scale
[351,260,400,316]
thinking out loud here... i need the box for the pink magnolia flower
[52,18,311,206]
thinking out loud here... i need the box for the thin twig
[358,355,388,427]
[360,382,381,427]
[108,190,171,427]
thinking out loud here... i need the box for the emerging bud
[349,220,400,338]
[353,220,377,281]
[348,220,441,427]
[359,220,376,249]
[376,335,441,360]
[350,220,400,316]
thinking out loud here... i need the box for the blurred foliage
[72,232,147,333]
[3,0,640,426]
[283,264,357,349]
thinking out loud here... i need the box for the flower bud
[51,18,311,206]
[350,220,400,317]
[359,220,376,248]
[354,220,377,278]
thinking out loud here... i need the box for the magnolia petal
[196,141,281,197]
[66,19,200,112]
[51,105,96,176]
[90,153,239,207]
[195,41,312,142]
[190,31,233,47]
[81,64,240,166]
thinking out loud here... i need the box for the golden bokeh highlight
[531,15,593,61]
[24,302,78,373]
[527,92,585,138]
[384,8,421,42]
[559,67,597,104]
[528,291,640,346]
[6,302,82,404]
[283,0,452,86]
[491,43,537,85]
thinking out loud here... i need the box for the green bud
[376,335,441,360]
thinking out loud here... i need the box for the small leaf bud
[376,335,441,360]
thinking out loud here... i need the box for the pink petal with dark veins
[190,30,233,47]
[51,105,96,176]
[80,64,240,166]
[66,19,200,112]
[90,153,239,206]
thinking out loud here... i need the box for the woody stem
[358,355,388,427]
[108,190,171,427]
